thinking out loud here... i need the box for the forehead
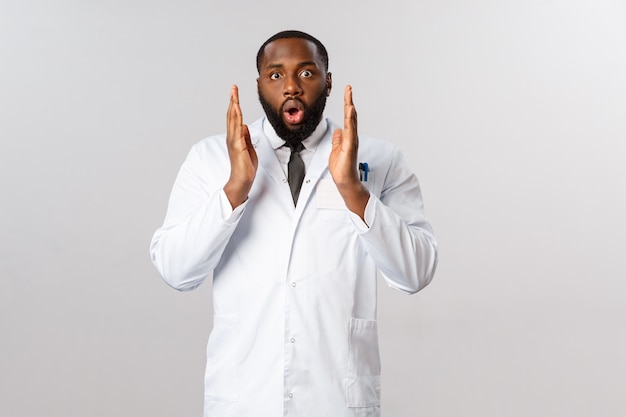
[260,38,323,70]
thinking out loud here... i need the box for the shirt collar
[262,117,328,152]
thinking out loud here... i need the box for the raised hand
[329,85,370,221]
[224,85,258,208]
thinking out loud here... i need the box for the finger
[345,84,353,106]
[227,85,236,134]
[343,85,357,151]
[227,85,234,122]
[227,85,243,144]
[242,124,251,145]
[231,84,242,125]
[343,85,352,122]
[346,86,357,129]
[231,84,239,104]
[343,85,351,128]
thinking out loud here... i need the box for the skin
[224,38,370,222]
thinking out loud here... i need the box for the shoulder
[191,133,226,156]
[191,117,265,155]
[359,135,398,160]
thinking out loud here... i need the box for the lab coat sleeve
[355,147,438,294]
[150,141,245,291]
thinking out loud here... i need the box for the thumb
[332,128,343,148]
[242,124,251,144]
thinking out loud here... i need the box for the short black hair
[256,30,329,73]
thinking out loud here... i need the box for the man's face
[257,37,332,145]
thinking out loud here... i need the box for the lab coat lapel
[249,120,290,190]
[293,123,335,220]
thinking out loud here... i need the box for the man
[150,30,438,417]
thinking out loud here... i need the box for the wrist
[335,180,366,196]
[224,178,252,209]
[336,182,370,220]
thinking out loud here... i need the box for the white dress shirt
[263,116,327,176]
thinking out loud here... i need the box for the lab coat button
[288,392,294,398]
[291,282,296,287]
[282,178,287,183]
[290,337,295,343]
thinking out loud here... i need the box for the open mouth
[282,99,305,125]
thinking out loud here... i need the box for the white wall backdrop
[2,1,625,416]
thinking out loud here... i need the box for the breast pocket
[204,316,239,403]
[345,318,381,407]
[318,208,352,223]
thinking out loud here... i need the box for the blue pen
[358,162,369,182]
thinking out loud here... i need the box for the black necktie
[286,142,305,205]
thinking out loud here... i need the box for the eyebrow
[264,61,318,70]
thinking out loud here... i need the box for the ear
[326,72,332,96]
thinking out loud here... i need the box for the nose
[283,75,302,97]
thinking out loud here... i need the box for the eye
[270,72,281,80]
[300,70,313,78]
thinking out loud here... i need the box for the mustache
[282,97,306,109]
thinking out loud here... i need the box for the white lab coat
[150,117,438,417]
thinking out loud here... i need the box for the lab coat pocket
[204,315,239,403]
[345,318,381,407]
[318,208,351,223]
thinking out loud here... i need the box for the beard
[258,89,327,147]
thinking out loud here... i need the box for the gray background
[2,0,625,416]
